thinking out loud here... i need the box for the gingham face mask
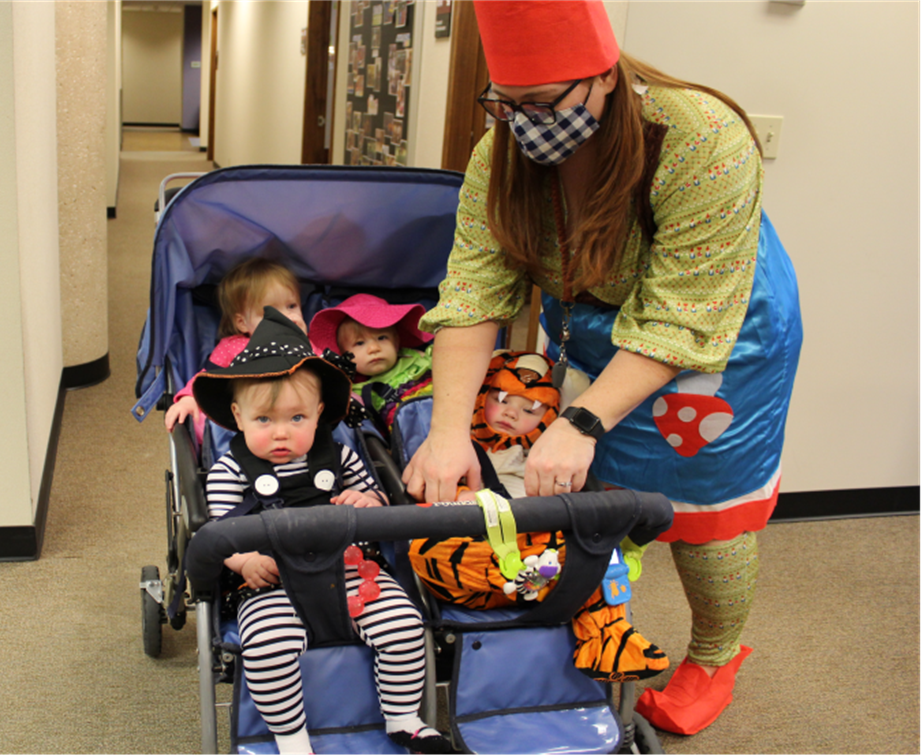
[511,102,600,166]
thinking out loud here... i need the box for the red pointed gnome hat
[473,0,619,86]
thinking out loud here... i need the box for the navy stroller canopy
[134,164,464,421]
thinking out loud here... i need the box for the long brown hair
[486,52,762,292]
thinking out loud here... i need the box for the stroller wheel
[141,565,165,657]
[621,711,664,754]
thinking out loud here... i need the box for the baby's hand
[240,554,280,589]
[331,489,384,508]
[165,395,200,432]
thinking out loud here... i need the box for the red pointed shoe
[635,645,752,735]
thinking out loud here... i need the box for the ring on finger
[554,479,573,488]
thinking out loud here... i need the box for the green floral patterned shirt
[420,85,764,374]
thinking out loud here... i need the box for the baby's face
[338,324,399,377]
[235,281,306,336]
[231,374,323,465]
[484,389,547,437]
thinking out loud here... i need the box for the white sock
[385,713,438,737]
[274,727,314,755]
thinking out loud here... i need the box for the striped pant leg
[348,566,426,719]
[237,590,309,735]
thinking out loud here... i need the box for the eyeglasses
[477,78,591,126]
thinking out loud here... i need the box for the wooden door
[440,0,490,172]
[302,0,337,164]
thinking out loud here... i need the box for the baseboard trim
[62,353,110,390]
[0,375,67,561]
[123,122,181,128]
[773,485,919,522]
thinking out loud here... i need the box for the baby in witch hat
[309,293,434,433]
[193,307,452,755]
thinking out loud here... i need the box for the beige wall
[212,0,309,166]
[622,0,919,493]
[0,1,64,528]
[122,5,183,125]
[57,1,108,369]
[399,0,450,168]
[106,0,122,209]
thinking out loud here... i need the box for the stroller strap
[224,425,342,517]
[218,426,357,646]
[475,490,525,581]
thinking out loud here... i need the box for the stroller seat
[220,619,408,755]
[438,604,622,755]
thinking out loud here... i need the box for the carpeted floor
[0,138,916,754]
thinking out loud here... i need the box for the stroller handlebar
[185,489,673,592]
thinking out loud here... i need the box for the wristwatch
[560,406,605,441]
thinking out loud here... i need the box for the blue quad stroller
[133,164,672,754]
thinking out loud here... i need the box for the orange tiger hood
[472,351,560,452]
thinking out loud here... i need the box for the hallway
[0,144,916,754]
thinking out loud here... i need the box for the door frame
[207,6,218,162]
[440,0,489,172]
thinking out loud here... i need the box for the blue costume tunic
[542,214,802,542]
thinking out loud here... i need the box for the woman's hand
[165,395,200,432]
[523,418,598,497]
[402,321,498,503]
[402,433,482,503]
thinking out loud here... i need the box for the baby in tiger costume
[409,351,669,683]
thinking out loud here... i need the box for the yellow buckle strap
[475,490,525,580]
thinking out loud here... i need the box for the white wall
[122,5,183,124]
[402,0,450,168]
[212,0,309,166]
[622,0,919,493]
[0,2,63,528]
[106,0,122,209]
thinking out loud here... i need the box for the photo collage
[344,0,413,167]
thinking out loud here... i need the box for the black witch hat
[192,306,353,431]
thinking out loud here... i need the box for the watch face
[564,406,603,438]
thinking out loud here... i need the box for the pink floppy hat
[309,293,433,356]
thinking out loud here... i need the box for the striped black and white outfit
[206,445,426,735]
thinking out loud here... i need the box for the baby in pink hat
[309,294,434,433]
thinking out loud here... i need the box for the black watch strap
[560,406,605,441]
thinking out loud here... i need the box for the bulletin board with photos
[343,0,414,167]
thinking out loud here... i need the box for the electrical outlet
[749,115,784,160]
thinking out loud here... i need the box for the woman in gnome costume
[402,0,803,736]
[193,307,452,755]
